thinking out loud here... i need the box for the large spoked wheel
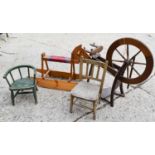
[106,38,154,84]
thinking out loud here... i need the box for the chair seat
[71,81,100,101]
[101,87,111,98]
[10,78,35,90]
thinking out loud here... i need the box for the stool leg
[93,101,97,120]
[6,33,9,38]
[70,95,74,113]
[120,83,125,97]
[33,87,38,104]
[41,53,44,78]
[11,90,15,106]
[36,86,39,91]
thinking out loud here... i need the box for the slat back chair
[0,33,9,37]
[70,58,108,120]
[3,65,38,105]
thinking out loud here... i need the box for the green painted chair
[3,65,38,105]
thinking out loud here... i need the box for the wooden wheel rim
[106,38,154,84]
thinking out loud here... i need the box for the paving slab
[0,33,155,121]
[140,76,155,97]
[0,87,89,122]
[78,88,155,121]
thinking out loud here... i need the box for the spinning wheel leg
[72,63,76,79]
[108,62,128,107]
[120,83,124,96]
[41,53,44,78]
[70,63,76,80]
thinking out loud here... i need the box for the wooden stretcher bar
[37,69,79,79]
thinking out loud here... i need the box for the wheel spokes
[112,60,125,63]
[127,57,135,88]
[114,45,145,84]
[131,50,141,60]
[132,62,146,65]
[116,48,126,60]
[126,44,129,78]
[106,38,153,85]
[132,66,141,76]
[126,44,129,61]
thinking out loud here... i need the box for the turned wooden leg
[11,90,15,106]
[41,53,45,79]
[33,87,38,104]
[70,95,74,113]
[110,91,114,107]
[110,80,117,107]
[6,33,9,38]
[93,101,97,120]
[120,83,125,97]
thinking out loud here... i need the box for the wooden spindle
[96,66,100,79]
[18,68,22,79]
[10,72,15,82]
[28,67,30,78]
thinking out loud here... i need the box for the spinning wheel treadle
[106,38,154,84]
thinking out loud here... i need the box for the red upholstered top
[46,55,71,63]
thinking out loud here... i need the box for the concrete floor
[0,33,155,122]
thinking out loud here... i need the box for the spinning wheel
[106,38,154,84]
[36,37,154,106]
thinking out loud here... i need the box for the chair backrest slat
[96,66,100,79]
[18,68,23,79]
[10,72,15,82]
[90,64,95,79]
[6,77,11,87]
[79,58,83,80]
[85,63,89,79]
[28,67,30,78]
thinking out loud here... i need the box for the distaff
[84,43,103,57]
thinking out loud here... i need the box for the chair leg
[33,87,38,104]
[93,101,97,120]
[120,83,125,97]
[11,90,15,106]
[110,92,114,107]
[98,97,101,104]
[70,95,74,113]
[36,86,39,91]
[6,33,9,38]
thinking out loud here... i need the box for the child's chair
[3,65,38,105]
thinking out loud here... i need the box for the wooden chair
[0,33,9,38]
[3,65,38,105]
[70,58,108,120]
